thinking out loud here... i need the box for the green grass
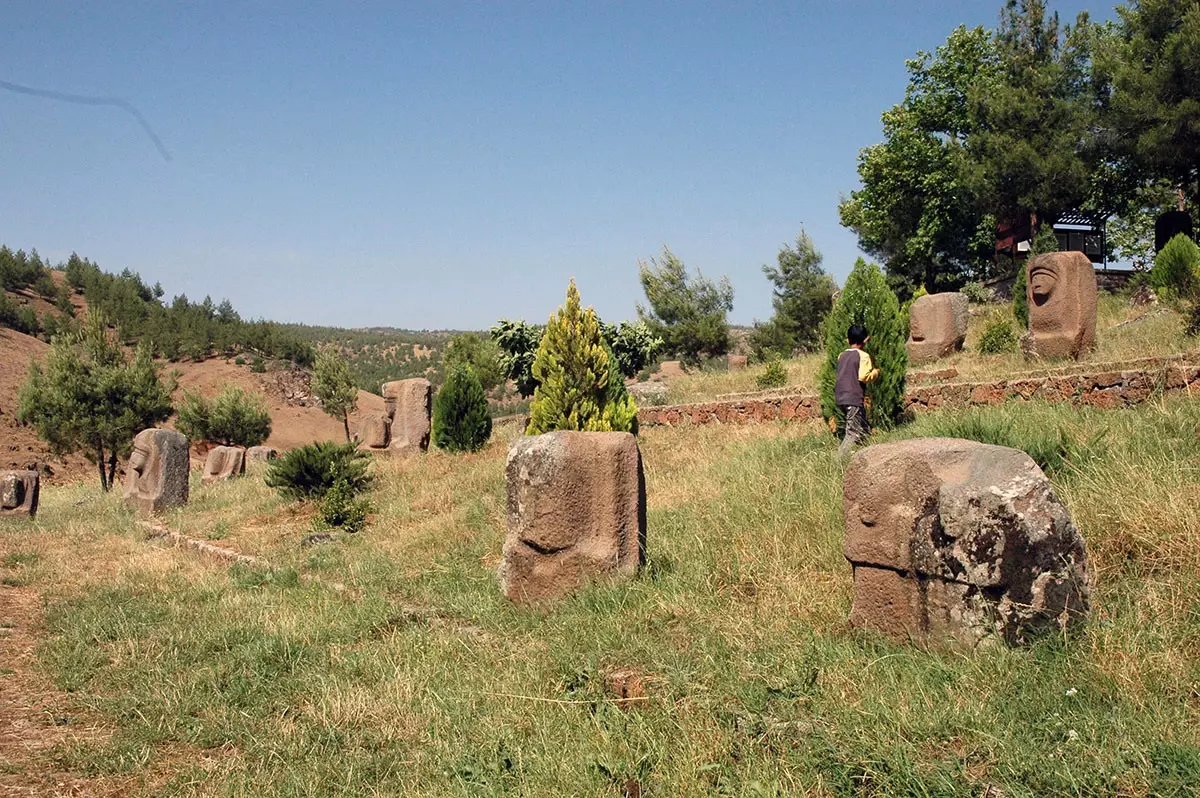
[3,399,1199,795]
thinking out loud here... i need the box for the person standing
[835,324,880,458]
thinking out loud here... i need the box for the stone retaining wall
[638,360,1199,427]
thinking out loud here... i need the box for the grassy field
[664,294,1198,404]
[2,395,1199,795]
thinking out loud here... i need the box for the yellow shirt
[856,350,874,382]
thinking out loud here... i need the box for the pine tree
[432,363,493,453]
[176,386,272,447]
[818,259,909,432]
[311,348,358,441]
[527,280,638,435]
[17,312,175,491]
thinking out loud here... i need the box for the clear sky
[1,1,1106,330]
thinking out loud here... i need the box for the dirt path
[0,585,120,798]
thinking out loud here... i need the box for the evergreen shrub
[433,363,493,453]
[978,313,1019,354]
[265,441,372,501]
[313,477,372,534]
[1012,265,1028,328]
[527,280,638,435]
[756,356,788,389]
[818,259,908,432]
[1151,234,1200,298]
[176,386,272,447]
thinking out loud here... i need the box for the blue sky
[1,1,1105,329]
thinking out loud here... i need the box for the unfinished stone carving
[202,446,246,482]
[354,412,392,452]
[907,292,969,365]
[0,470,39,519]
[728,354,748,371]
[1025,251,1097,360]
[246,446,279,466]
[843,438,1090,647]
[382,378,432,456]
[123,429,190,515]
[501,431,646,605]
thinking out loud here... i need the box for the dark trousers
[838,404,868,457]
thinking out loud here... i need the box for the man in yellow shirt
[835,324,880,458]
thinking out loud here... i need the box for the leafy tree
[602,321,662,378]
[637,246,734,364]
[491,319,543,398]
[527,280,637,435]
[311,348,358,441]
[1151,233,1200,298]
[839,26,999,294]
[1101,0,1200,208]
[749,229,836,358]
[176,385,272,447]
[818,260,909,432]
[1106,180,1182,270]
[444,332,504,392]
[17,313,175,491]
[432,363,493,453]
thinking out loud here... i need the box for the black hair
[847,324,868,345]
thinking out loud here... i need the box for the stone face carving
[382,378,432,456]
[907,292,969,365]
[246,446,279,466]
[354,412,392,452]
[501,431,646,605]
[0,470,39,519]
[843,438,1090,647]
[1025,251,1097,360]
[123,429,190,515]
[202,446,246,482]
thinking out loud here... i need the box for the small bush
[977,313,1019,354]
[265,440,372,501]
[433,363,492,453]
[1150,234,1200,298]
[313,477,372,534]
[960,281,996,304]
[1185,302,1200,338]
[1012,265,1028,328]
[250,357,266,373]
[234,356,246,366]
[176,386,271,447]
[756,356,788,389]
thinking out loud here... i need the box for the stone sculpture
[501,431,646,605]
[728,354,748,371]
[0,470,39,519]
[907,292,969,365]
[382,378,432,456]
[202,446,246,482]
[1024,251,1097,360]
[246,446,279,466]
[123,429,190,515]
[843,438,1090,647]
[354,412,392,452]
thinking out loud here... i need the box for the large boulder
[382,378,432,456]
[0,470,39,520]
[246,446,279,467]
[906,292,969,365]
[501,431,646,605]
[354,411,392,452]
[1024,251,1097,360]
[124,429,190,515]
[843,438,1090,647]
[202,446,246,482]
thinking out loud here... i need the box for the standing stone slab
[501,431,646,605]
[728,354,748,371]
[1025,251,1097,360]
[382,378,432,456]
[907,293,969,365]
[124,429,190,515]
[353,412,392,453]
[843,438,1090,647]
[0,470,39,520]
[202,446,246,482]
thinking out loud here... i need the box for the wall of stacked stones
[638,357,1200,427]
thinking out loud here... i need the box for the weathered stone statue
[202,446,246,482]
[0,470,39,519]
[1025,251,1097,360]
[843,438,1090,647]
[727,355,748,372]
[907,292,969,365]
[501,431,646,605]
[382,378,432,456]
[246,446,279,467]
[353,411,392,452]
[123,429,190,515]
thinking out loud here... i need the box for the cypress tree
[818,259,909,433]
[432,363,493,453]
[527,280,637,435]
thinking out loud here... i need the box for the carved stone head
[1026,251,1097,360]
[124,429,190,515]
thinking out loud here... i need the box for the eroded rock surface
[501,431,646,605]
[382,379,432,456]
[907,293,969,365]
[843,437,1090,647]
[0,470,39,519]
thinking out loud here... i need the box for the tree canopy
[750,229,837,358]
[637,246,734,364]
